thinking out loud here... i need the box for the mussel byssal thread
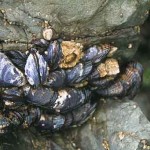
[0,39,143,135]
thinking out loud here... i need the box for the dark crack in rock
[0,0,149,59]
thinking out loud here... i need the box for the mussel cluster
[0,39,143,135]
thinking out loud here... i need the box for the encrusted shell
[97,58,120,77]
[59,41,83,68]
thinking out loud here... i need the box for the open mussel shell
[59,41,83,68]
[25,49,48,86]
[0,52,26,87]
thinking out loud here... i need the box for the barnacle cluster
[0,38,143,135]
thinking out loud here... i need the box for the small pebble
[128,43,133,49]
[43,28,53,41]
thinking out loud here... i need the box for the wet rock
[0,1,150,150]
[0,130,63,150]
[0,98,150,150]
[66,99,150,150]
[0,0,149,59]
[48,99,150,150]
[0,0,149,39]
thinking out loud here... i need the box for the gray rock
[0,0,149,39]
[104,100,150,150]
[0,0,149,59]
[0,130,63,150]
[0,1,150,150]
[47,99,150,150]
[1,99,150,150]
[80,99,150,150]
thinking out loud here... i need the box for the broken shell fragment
[107,46,118,57]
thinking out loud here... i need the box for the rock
[0,0,149,39]
[42,27,53,41]
[0,97,150,150]
[74,99,150,150]
[43,99,150,150]
[0,0,149,59]
[0,1,150,150]
[0,130,63,150]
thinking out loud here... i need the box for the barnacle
[96,61,143,99]
[59,41,83,68]
[0,38,143,135]
[97,58,120,77]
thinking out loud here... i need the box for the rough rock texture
[0,130,63,150]
[0,0,150,150]
[53,100,150,150]
[103,100,150,150]
[0,0,150,59]
[1,99,150,150]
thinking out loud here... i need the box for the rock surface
[55,100,150,150]
[0,0,150,150]
[0,0,150,59]
[1,99,150,150]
